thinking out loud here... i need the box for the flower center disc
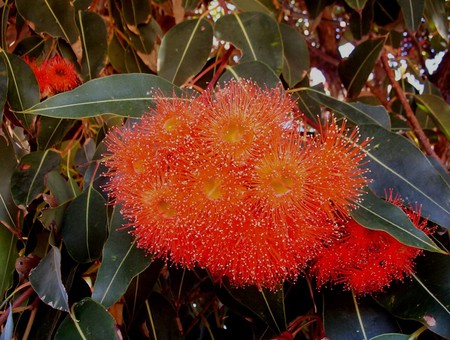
[157,199,177,217]
[270,175,294,196]
[203,178,223,200]
[222,123,245,143]
[164,117,181,132]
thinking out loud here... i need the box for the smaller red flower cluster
[24,55,80,97]
[312,193,430,295]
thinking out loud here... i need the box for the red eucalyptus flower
[105,80,369,289]
[312,193,430,295]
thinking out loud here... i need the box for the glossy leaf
[218,61,280,88]
[0,227,17,298]
[158,18,213,86]
[323,290,399,339]
[62,186,107,263]
[280,23,309,87]
[352,189,443,253]
[11,150,61,208]
[370,335,410,340]
[20,74,179,118]
[415,94,450,140]
[424,0,448,42]
[29,245,69,312]
[76,11,107,81]
[358,124,450,229]
[339,38,385,97]
[92,205,152,308]
[0,56,7,121]
[215,12,283,75]
[107,33,127,73]
[232,0,278,16]
[37,117,76,150]
[122,0,151,26]
[345,0,369,11]
[304,0,334,18]
[376,253,450,338]
[55,298,118,340]
[15,0,79,43]
[0,303,13,340]
[397,0,425,31]
[301,87,391,129]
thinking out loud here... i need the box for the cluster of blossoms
[105,80,426,292]
[24,55,80,97]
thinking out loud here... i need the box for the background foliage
[0,0,449,339]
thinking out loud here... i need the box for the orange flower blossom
[311,191,432,295]
[105,80,370,290]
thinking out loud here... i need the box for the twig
[380,53,443,165]
[0,287,34,326]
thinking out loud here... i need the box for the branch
[380,53,443,165]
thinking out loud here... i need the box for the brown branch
[380,53,443,165]
[0,287,35,326]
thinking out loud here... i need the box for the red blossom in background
[105,80,370,290]
[312,194,431,295]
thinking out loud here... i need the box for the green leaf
[304,0,334,18]
[352,189,443,253]
[300,87,391,129]
[345,0,369,11]
[29,245,69,312]
[370,334,410,340]
[76,11,107,81]
[0,227,17,297]
[358,124,450,229]
[424,0,448,42]
[280,23,309,87]
[20,74,179,118]
[218,61,280,88]
[338,37,385,98]
[62,186,107,263]
[73,0,93,11]
[158,18,213,86]
[415,94,450,140]
[92,205,152,308]
[1,51,40,113]
[0,56,7,122]
[55,298,118,340]
[376,253,450,338]
[215,12,283,75]
[323,290,399,339]
[46,170,76,205]
[16,0,79,43]
[10,150,61,208]
[145,292,184,339]
[107,33,127,73]
[122,0,151,26]
[292,82,321,124]
[232,0,278,16]
[396,0,425,31]
[37,116,76,150]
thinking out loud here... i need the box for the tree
[0,0,449,339]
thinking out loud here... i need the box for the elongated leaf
[122,0,151,26]
[218,61,280,88]
[323,290,399,339]
[215,12,283,75]
[370,335,410,340]
[345,0,369,11]
[55,298,118,340]
[338,38,385,98]
[62,186,107,263]
[10,150,61,208]
[232,0,278,16]
[20,74,179,118]
[16,0,79,43]
[0,303,13,340]
[29,245,69,312]
[92,205,152,308]
[415,94,450,140]
[37,116,76,151]
[280,23,309,87]
[0,56,7,121]
[397,0,425,31]
[76,11,107,81]
[358,124,450,229]
[352,189,443,253]
[376,253,450,338]
[301,87,391,129]
[158,18,213,86]
[424,0,448,42]
[304,0,334,18]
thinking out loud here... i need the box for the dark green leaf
[145,292,184,339]
[0,227,17,297]
[11,150,61,208]
[107,33,127,73]
[280,23,309,87]
[1,51,40,114]
[16,0,79,43]
[215,12,283,74]
[424,0,448,41]
[29,245,69,312]
[73,0,93,11]
[304,0,334,18]
[128,20,158,55]
[376,253,450,338]
[124,47,151,73]
[358,124,450,229]
[396,0,425,31]
[339,38,385,97]
[232,0,278,16]
[352,189,443,253]
[37,116,76,150]
[13,36,46,58]
[76,11,107,81]
[62,186,107,263]
[323,290,399,339]
[92,205,152,308]
[301,87,391,129]
[20,74,179,118]
[349,2,373,40]
[218,61,280,88]
[0,56,7,121]
[345,0,368,11]
[370,334,410,340]
[46,170,76,205]
[122,0,151,26]
[55,298,118,340]
[292,82,321,124]
[415,94,450,140]
[158,18,213,86]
